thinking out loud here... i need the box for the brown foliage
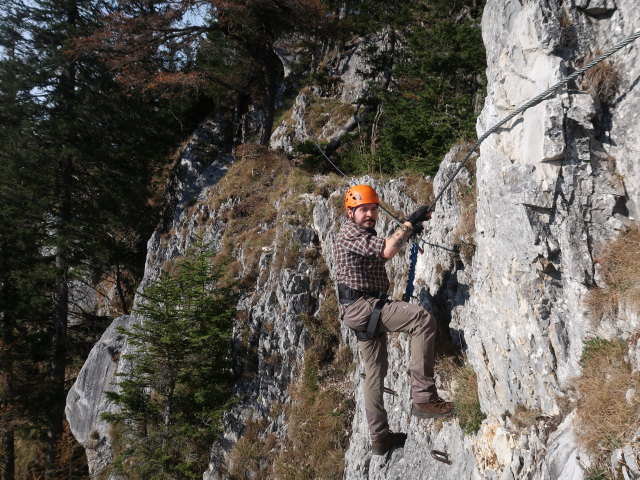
[71,6,208,94]
[586,226,640,323]
[575,339,640,470]
[71,0,329,95]
[10,421,89,480]
[580,53,620,103]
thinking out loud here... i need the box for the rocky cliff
[66,0,640,478]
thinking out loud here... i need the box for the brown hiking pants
[340,296,438,441]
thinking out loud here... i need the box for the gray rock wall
[65,0,640,478]
[342,0,640,478]
[65,315,134,476]
[473,0,639,424]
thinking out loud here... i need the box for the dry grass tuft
[450,140,476,166]
[203,146,319,288]
[303,94,355,138]
[334,345,355,376]
[575,338,640,471]
[213,146,295,208]
[560,8,572,28]
[435,354,458,385]
[436,356,485,434]
[273,380,353,480]
[271,297,353,479]
[585,287,618,323]
[510,404,542,430]
[453,363,485,434]
[586,226,640,323]
[453,173,477,263]
[402,173,435,205]
[446,144,477,263]
[313,174,349,198]
[228,418,278,480]
[580,54,620,104]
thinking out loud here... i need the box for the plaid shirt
[335,219,389,293]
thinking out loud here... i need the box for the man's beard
[360,218,376,231]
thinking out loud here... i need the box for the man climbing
[335,184,454,456]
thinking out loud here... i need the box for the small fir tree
[103,244,236,479]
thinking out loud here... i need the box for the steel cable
[426,29,640,214]
[314,29,640,300]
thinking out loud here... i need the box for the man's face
[348,203,379,229]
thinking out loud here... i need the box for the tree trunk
[164,378,175,428]
[258,49,283,146]
[45,0,79,474]
[234,91,250,144]
[46,156,71,479]
[3,429,15,480]
[115,264,130,315]
[1,310,15,480]
[46,52,76,480]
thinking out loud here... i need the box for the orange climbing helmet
[344,184,380,210]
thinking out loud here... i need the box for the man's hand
[411,223,424,237]
[407,205,432,226]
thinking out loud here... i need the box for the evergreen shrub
[102,244,237,479]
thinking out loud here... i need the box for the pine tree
[0,5,57,477]
[375,0,486,175]
[74,0,330,145]
[0,0,202,474]
[103,245,236,479]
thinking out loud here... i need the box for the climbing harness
[337,284,389,341]
[318,29,640,300]
[366,295,388,339]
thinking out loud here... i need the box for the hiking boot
[412,397,454,419]
[371,431,407,455]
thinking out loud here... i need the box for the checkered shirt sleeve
[335,220,389,293]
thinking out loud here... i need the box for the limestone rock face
[342,0,640,478]
[65,1,640,479]
[65,315,135,476]
[270,31,393,152]
[474,0,639,410]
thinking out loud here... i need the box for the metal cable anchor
[430,449,452,465]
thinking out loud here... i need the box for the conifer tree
[0,5,56,477]
[0,0,202,474]
[375,0,486,175]
[73,0,330,145]
[103,245,236,479]
[333,0,486,176]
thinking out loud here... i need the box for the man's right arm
[380,204,432,259]
[381,222,414,259]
